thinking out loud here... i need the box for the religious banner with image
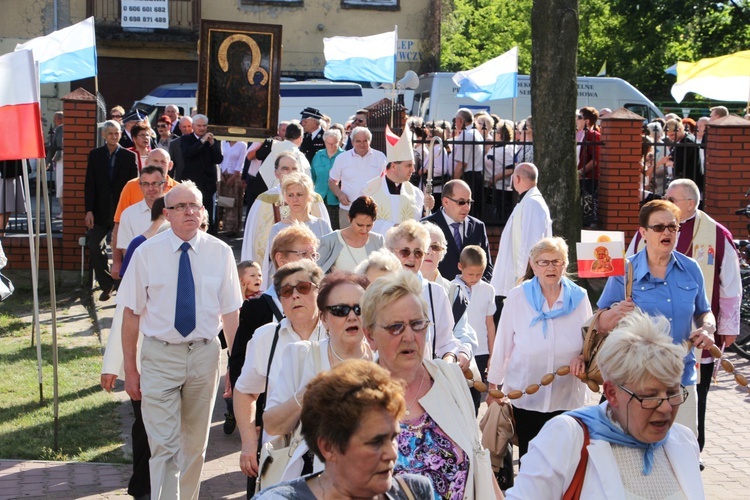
[577,230,625,278]
[197,21,282,140]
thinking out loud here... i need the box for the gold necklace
[405,368,427,416]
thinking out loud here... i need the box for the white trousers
[140,336,220,500]
[674,383,698,438]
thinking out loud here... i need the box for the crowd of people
[90,102,740,500]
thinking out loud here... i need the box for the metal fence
[641,124,704,203]
[410,121,603,227]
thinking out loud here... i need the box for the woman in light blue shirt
[311,129,343,227]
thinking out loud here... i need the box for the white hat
[385,125,414,163]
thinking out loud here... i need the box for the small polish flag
[385,125,400,147]
[0,50,45,161]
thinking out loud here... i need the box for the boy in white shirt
[450,245,496,386]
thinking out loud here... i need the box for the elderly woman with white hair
[487,237,592,461]
[506,308,704,499]
[362,272,502,499]
[420,221,451,291]
[354,247,402,283]
[385,220,477,369]
[262,172,332,281]
[311,128,344,227]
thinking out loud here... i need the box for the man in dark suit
[84,120,138,300]
[168,116,193,179]
[299,107,325,164]
[180,114,223,234]
[165,104,182,137]
[422,179,493,282]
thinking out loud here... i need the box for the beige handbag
[217,195,235,208]
[582,260,633,385]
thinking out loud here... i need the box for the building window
[342,0,399,11]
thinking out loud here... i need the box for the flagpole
[21,159,44,404]
[391,25,398,129]
[38,157,60,450]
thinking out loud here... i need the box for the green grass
[0,288,128,463]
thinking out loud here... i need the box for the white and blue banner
[324,29,397,83]
[453,47,518,102]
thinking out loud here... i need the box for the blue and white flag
[15,17,97,84]
[453,47,518,102]
[324,29,396,83]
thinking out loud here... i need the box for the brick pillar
[598,108,643,240]
[60,88,98,271]
[703,115,750,238]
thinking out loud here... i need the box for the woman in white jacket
[507,309,705,500]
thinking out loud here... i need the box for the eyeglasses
[666,197,693,204]
[444,196,474,206]
[139,181,165,188]
[166,202,203,213]
[646,223,679,233]
[394,248,424,260]
[157,124,169,129]
[376,319,431,336]
[618,384,689,410]
[535,259,565,267]
[577,115,584,119]
[279,281,318,298]
[283,249,320,261]
[136,134,151,139]
[427,244,444,253]
[111,114,123,119]
[326,304,361,317]
[355,118,366,123]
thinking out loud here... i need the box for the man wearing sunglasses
[423,179,493,282]
[490,163,552,319]
[360,126,433,235]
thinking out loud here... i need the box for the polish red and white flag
[0,50,45,161]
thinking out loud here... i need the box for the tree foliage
[442,0,750,100]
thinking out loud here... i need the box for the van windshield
[411,92,430,119]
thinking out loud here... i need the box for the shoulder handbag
[0,273,14,301]
[394,475,416,500]
[582,260,633,385]
[563,417,590,500]
[256,337,322,492]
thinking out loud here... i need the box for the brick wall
[703,115,750,238]
[58,88,98,271]
[597,109,643,242]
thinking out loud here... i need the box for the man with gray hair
[329,126,387,228]
[490,162,552,316]
[164,104,181,136]
[120,180,241,498]
[84,120,138,300]
[179,114,222,234]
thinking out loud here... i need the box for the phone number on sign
[122,16,167,23]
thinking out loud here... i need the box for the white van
[131,80,400,127]
[411,73,664,123]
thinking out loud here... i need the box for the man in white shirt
[116,165,166,259]
[119,181,241,499]
[452,108,485,216]
[328,126,387,229]
[490,163,552,318]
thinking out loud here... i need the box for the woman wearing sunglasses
[385,220,476,370]
[155,115,176,151]
[597,199,715,438]
[262,271,373,482]
[506,309,704,499]
[487,237,593,462]
[362,271,502,499]
[234,259,326,482]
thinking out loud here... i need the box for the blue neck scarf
[522,276,586,337]
[566,403,669,475]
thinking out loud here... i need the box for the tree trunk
[531,0,580,257]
